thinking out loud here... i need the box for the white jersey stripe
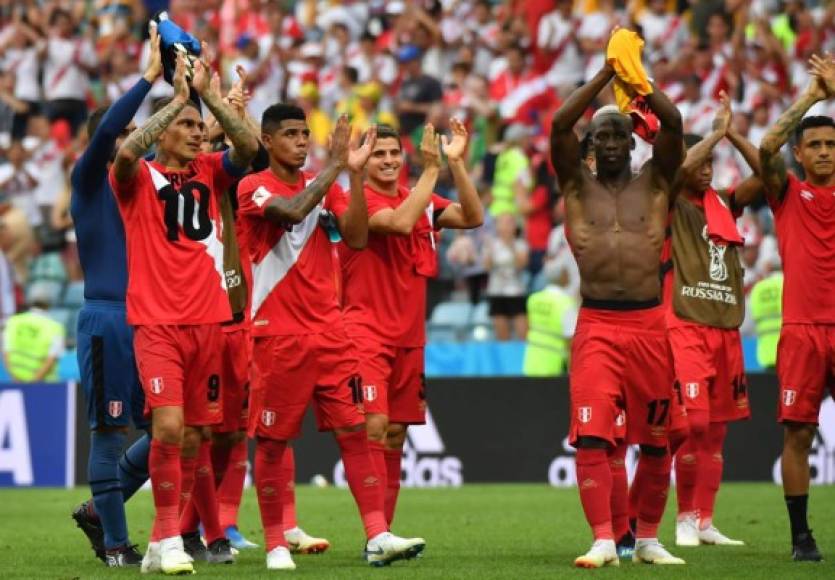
[250,199,324,318]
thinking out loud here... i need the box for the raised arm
[74,26,162,189]
[760,55,831,201]
[550,64,615,191]
[647,82,684,185]
[337,125,376,249]
[190,46,258,170]
[677,93,731,187]
[368,124,441,235]
[112,54,190,184]
[437,118,484,229]
[727,104,767,208]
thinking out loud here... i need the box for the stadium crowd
[0,0,826,344]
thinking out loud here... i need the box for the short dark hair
[87,106,109,138]
[684,133,703,149]
[50,8,71,26]
[151,96,200,116]
[362,124,401,149]
[795,115,835,143]
[261,103,306,135]
[343,66,359,84]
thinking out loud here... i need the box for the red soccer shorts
[352,335,426,424]
[569,303,675,447]
[777,324,835,424]
[134,323,224,426]
[248,329,364,440]
[216,324,251,433]
[667,323,750,423]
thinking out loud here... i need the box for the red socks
[179,454,198,519]
[337,430,388,539]
[575,448,614,541]
[368,440,387,489]
[184,441,224,543]
[609,443,629,539]
[696,422,727,528]
[255,438,288,552]
[384,448,403,526]
[280,446,298,531]
[675,441,699,516]
[634,452,672,539]
[149,440,182,541]
[216,439,248,530]
[675,409,709,518]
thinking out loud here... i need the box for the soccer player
[759,55,835,562]
[237,105,424,571]
[341,120,483,527]
[69,27,161,567]
[110,51,258,574]
[665,93,762,547]
[183,75,330,556]
[550,61,685,567]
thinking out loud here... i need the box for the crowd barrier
[5,375,831,489]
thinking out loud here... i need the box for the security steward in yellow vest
[523,260,577,376]
[3,290,66,382]
[750,270,783,370]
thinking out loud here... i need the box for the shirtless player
[550,60,686,567]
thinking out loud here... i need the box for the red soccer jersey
[341,184,451,347]
[770,173,835,324]
[236,169,348,337]
[110,152,236,325]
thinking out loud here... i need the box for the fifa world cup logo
[701,226,728,282]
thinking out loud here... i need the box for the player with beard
[759,55,835,562]
[550,59,685,567]
[109,51,258,574]
[340,121,483,529]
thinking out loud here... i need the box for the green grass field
[1,484,834,579]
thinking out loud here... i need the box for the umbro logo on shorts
[783,389,797,407]
[262,409,276,426]
[578,407,592,424]
[150,377,164,394]
[615,411,626,427]
[108,401,123,418]
[364,385,377,402]
[686,382,699,399]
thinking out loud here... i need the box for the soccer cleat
[207,537,235,564]
[616,530,636,559]
[285,527,330,554]
[105,544,143,567]
[792,530,823,562]
[633,540,686,565]
[160,536,195,575]
[675,514,700,547]
[141,542,161,574]
[181,531,208,562]
[225,525,259,550]
[699,525,745,546]
[574,539,619,568]
[364,532,426,567]
[266,546,296,570]
[71,500,106,562]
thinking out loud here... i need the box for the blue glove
[153,11,201,84]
